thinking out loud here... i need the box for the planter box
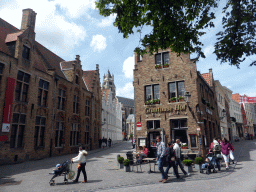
[184,165,193,173]
[119,163,124,169]
[124,165,130,172]
[194,164,202,171]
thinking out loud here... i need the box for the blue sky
[1,0,255,99]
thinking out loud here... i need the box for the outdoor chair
[131,155,142,172]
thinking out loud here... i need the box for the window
[155,52,169,65]
[168,81,185,101]
[85,121,89,145]
[147,120,160,129]
[170,119,187,129]
[55,121,64,147]
[22,45,30,59]
[75,75,79,84]
[70,123,79,146]
[15,71,30,102]
[190,135,197,148]
[0,63,4,85]
[37,79,49,107]
[10,113,26,148]
[85,100,90,116]
[57,89,66,110]
[145,84,160,101]
[34,116,46,147]
[73,94,79,114]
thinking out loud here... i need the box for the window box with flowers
[145,100,153,105]
[178,96,185,102]
[155,64,162,69]
[163,63,169,68]
[153,99,160,104]
[169,97,177,103]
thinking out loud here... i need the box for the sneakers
[82,180,87,183]
[185,173,190,176]
[162,179,168,183]
[159,179,163,182]
[73,180,78,183]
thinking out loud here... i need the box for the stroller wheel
[49,180,55,186]
[206,170,210,175]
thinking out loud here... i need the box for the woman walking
[221,138,232,170]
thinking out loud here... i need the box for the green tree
[95,0,256,68]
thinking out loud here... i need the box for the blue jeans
[158,156,167,180]
[174,158,187,175]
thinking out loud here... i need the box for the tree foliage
[96,0,256,68]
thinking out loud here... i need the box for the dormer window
[22,45,30,60]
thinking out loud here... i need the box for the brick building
[133,48,220,156]
[0,9,101,165]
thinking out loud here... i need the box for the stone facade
[133,48,220,156]
[0,9,101,165]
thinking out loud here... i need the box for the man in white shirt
[173,139,190,176]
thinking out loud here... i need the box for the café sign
[145,104,186,114]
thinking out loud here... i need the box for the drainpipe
[50,76,59,157]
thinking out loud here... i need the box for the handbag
[77,164,81,169]
[229,150,235,160]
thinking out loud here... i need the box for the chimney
[96,64,99,71]
[209,68,213,87]
[21,9,37,31]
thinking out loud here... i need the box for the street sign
[136,122,141,127]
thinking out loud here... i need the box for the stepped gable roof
[0,18,19,55]
[83,70,96,92]
[116,96,134,107]
[201,73,210,86]
[60,60,75,70]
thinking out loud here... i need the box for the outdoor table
[143,158,157,173]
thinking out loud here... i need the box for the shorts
[222,154,229,163]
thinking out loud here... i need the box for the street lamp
[185,92,191,103]
[220,109,226,120]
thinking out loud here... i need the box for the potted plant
[145,100,153,105]
[194,157,203,171]
[118,156,124,169]
[178,96,185,102]
[153,99,160,104]
[155,64,162,69]
[169,97,176,103]
[182,159,193,173]
[163,63,169,68]
[181,144,188,149]
[123,159,130,172]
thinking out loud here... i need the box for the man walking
[71,146,88,183]
[173,139,190,176]
[156,136,168,183]
[108,138,112,147]
[164,142,180,179]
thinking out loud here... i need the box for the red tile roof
[5,31,23,43]
[82,70,96,92]
[201,73,211,86]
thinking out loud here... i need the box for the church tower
[102,70,116,99]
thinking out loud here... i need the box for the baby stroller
[200,153,218,174]
[49,160,74,186]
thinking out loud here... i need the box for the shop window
[190,135,197,148]
[171,119,188,144]
[10,113,26,148]
[145,84,160,101]
[15,71,30,102]
[34,116,46,147]
[57,89,66,110]
[37,79,49,107]
[147,120,160,129]
[170,119,187,129]
[168,81,185,102]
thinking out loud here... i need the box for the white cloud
[54,0,96,19]
[98,14,116,27]
[0,0,87,56]
[90,35,107,52]
[116,82,134,99]
[203,45,214,57]
[122,55,135,79]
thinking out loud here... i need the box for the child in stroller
[49,160,74,185]
[200,153,219,174]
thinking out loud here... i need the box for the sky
[0,0,255,99]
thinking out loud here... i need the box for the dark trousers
[75,162,87,181]
[165,161,180,178]
[174,158,187,175]
[158,156,167,180]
